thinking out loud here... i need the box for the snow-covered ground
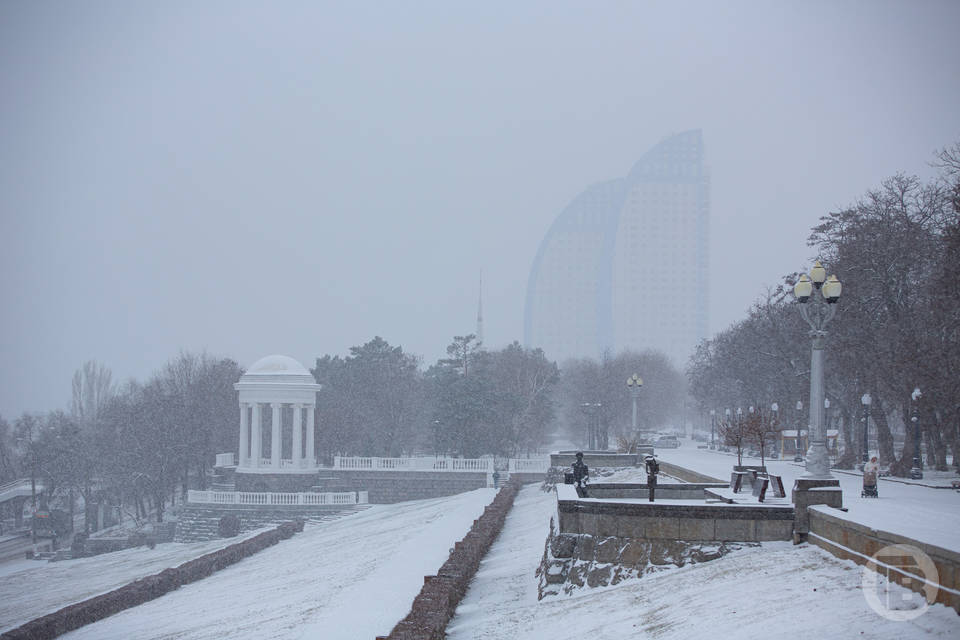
[447,485,959,640]
[0,528,274,633]
[4,450,959,640]
[1,488,494,639]
[657,445,960,552]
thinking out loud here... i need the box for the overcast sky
[2,1,958,418]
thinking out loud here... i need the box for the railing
[187,490,368,506]
[332,456,493,473]
[215,453,235,467]
[234,457,319,469]
[0,478,46,503]
[508,458,550,474]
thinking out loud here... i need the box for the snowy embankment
[660,445,960,553]
[446,485,959,640]
[0,528,274,634]
[44,488,495,640]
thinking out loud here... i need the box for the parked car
[657,435,680,449]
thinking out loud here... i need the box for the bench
[751,474,785,503]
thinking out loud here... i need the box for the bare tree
[71,361,114,428]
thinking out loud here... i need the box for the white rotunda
[234,354,321,473]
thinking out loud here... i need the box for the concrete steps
[174,504,369,542]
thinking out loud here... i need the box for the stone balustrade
[333,456,493,472]
[508,458,550,474]
[186,490,367,506]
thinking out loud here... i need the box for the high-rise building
[524,130,709,366]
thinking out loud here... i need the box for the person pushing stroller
[862,456,879,498]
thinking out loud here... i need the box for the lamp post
[794,400,804,462]
[709,409,716,450]
[860,393,871,468]
[724,408,731,451]
[735,407,743,466]
[823,398,831,458]
[581,402,602,450]
[771,402,779,460]
[910,387,923,479]
[626,374,643,436]
[793,260,843,478]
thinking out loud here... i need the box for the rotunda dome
[245,354,311,376]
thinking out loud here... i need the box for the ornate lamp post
[626,374,643,435]
[709,409,716,449]
[860,392,871,468]
[910,387,923,479]
[793,261,842,478]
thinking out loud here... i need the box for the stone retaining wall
[323,470,489,504]
[0,521,304,640]
[656,460,725,484]
[234,471,319,493]
[506,472,546,485]
[234,470,489,502]
[587,483,728,500]
[556,485,795,542]
[379,481,520,640]
[174,504,361,542]
[538,518,752,597]
[808,506,960,614]
[550,452,639,468]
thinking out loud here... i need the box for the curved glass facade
[524,130,709,366]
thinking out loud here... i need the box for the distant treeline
[0,338,684,526]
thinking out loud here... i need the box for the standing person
[862,455,879,498]
[572,452,590,498]
[645,454,660,502]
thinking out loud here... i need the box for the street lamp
[794,400,804,462]
[910,387,923,479]
[580,402,602,450]
[860,392,871,468]
[794,260,842,478]
[709,409,716,449]
[724,408,731,450]
[626,374,643,435]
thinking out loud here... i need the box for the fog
[2,1,958,417]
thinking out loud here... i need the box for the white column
[292,404,303,468]
[306,405,316,467]
[251,403,262,467]
[271,402,281,468]
[239,402,249,467]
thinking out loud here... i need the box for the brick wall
[379,481,520,640]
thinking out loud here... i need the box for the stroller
[861,460,879,498]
